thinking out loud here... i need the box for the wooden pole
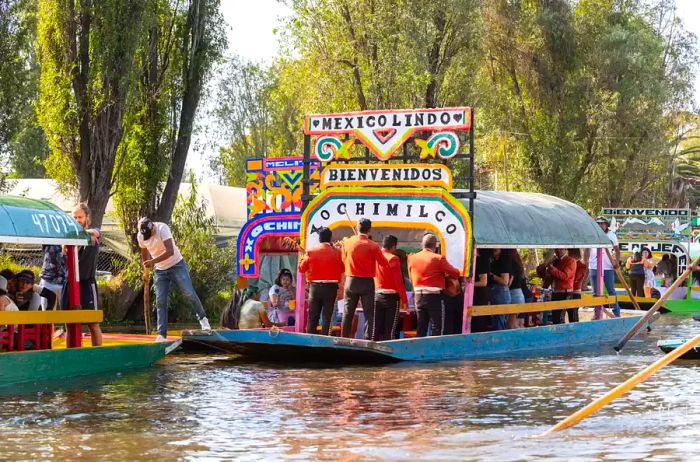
[540,333,700,436]
[605,248,642,311]
[344,209,359,235]
[143,267,151,335]
[615,254,700,352]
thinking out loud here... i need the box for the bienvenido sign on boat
[320,164,453,190]
[602,208,690,217]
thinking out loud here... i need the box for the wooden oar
[605,248,642,311]
[144,267,151,335]
[615,254,700,352]
[539,333,700,436]
[344,209,359,236]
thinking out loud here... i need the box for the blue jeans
[589,269,620,316]
[489,285,511,330]
[154,260,206,337]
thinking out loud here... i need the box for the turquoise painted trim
[0,342,176,389]
[183,317,643,362]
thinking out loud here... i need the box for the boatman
[373,235,407,341]
[298,227,344,335]
[341,218,389,339]
[547,249,576,324]
[408,233,460,337]
[138,217,211,342]
[583,216,622,317]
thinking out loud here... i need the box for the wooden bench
[467,296,617,316]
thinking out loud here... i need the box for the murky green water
[1,316,699,461]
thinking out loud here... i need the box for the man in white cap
[138,217,211,341]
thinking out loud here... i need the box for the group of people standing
[298,218,461,340]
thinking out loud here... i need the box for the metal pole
[65,245,82,348]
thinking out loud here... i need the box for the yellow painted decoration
[0,309,103,325]
[416,138,437,159]
[335,139,355,159]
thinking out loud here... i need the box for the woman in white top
[237,286,281,329]
[0,276,18,312]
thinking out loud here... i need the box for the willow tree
[35,0,146,226]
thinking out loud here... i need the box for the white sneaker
[155,335,168,343]
[199,317,211,331]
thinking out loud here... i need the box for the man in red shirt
[298,227,344,335]
[408,233,461,337]
[547,248,576,324]
[373,235,408,341]
[341,218,389,339]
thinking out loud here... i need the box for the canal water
[1,316,698,461]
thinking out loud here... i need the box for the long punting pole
[595,248,604,320]
[605,248,642,311]
[615,253,700,352]
[65,245,82,348]
[540,333,700,436]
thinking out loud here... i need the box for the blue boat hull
[183,316,645,363]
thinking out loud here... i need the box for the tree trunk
[156,0,209,223]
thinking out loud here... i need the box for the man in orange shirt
[408,233,461,337]
[298,227,344,335]
[341,218,389,339]
[373,235,408,341]
[547,248,576,324]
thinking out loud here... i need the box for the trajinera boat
[657,339,700,359]
[0,196,180,388]
[183,106,648,363]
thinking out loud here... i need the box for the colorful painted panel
[601,208,691,242]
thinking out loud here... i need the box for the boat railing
[467,296,617,316]
[0,310,103,352]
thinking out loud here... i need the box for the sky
[188,0,700,181]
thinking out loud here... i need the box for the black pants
[551,292,572,324]
[341,276,375,339]
[443,292,464,335]
[629,274,645,297]
[307,282,338,335]
[415,293,443,337]
[567,293,581,323]
[374,293,400,341]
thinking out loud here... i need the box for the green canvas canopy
[0,196,89,245]
[464,190,611,248]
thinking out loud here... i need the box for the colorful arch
[300,187,472,275]
[236,212,301,278]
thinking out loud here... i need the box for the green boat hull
[0,341,179,389]
[662,299,700,313]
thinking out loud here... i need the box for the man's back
[408,249,459,289]
[342,235,387,278]
[300,243,344,281]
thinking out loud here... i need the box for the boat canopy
[464,190,611,248]
[0,196,90,245]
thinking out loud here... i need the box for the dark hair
[507,249,525,278]
[632,252,642,262]
[358,218,371,234]
[318,227,332,243]
[274,268,293,286]
[0,269,14,280]
[382,234,398,250]
[641,247,653,259]
[567,248,581,259]
[661,254,670,262]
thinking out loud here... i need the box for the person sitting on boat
[626,252,645,298]
[238,286,284,329]
[656,254,674,287]
[583,217,622,317]
[569,248,589,319]
[507,250,526,329]
[0,270,17,298]
[373,234,408,341]
[488,249,511,331]
[408,233,460,337]
[268,268,296,326]
[13,270,57,311]
[0,275,18,312]
[471,249,492,332]
[138,217,211,341]
[340,218,389,339]
[298,227,344,335]
[547,249,576,324]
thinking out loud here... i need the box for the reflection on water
[1,316,699,461]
